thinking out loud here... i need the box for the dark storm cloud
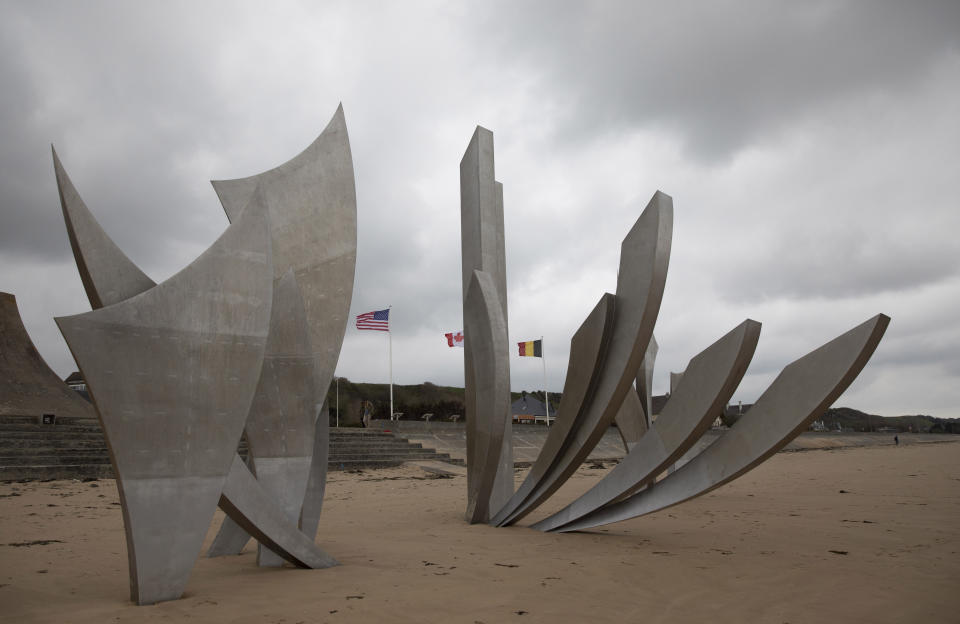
[479,0,960,161]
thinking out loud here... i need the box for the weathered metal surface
[613,385,646,451]
[460,127,512,523]
[614,335,658,452]
[205,454,253,557]
[52,147,156,309]
[462,270,511,523]
[211,104,356,399]
[496,191,673,526]
[490,293,615,525]
[243,269,317,567]
[635,335,658,428]
[0,292,97,420]
[55,207,273,604]
[533,319,761,532]
[218,455,338,569]
[555,314,890,532]
[212,105,357,538]
[299,396,330,540]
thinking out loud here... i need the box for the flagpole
[541,335,550,426]
[388,306,394,421]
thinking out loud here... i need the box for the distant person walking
[894,434,899,446]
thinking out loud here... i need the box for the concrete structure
[532,319,761,531]
[459,127,512,523]
[493,192,673,527]
[56,207,275,604]
[0,292,97,422]
[552,314,890,532]
[358,420,949,466]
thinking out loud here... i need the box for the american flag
[356,308,390,331]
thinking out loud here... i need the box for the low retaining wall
[368,420,958,466]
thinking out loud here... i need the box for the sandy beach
[1,441,958,623]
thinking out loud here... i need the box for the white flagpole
[541,336,550,425]
[388,306,394,420]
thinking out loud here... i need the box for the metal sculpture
[492,191,673,527]
[532,320,761,531]
[56,206,275,604]
[458,126,888,534]
[459,127,513,523]
[52,148,156,308]
[549,314,889,532]
[50,106,356,603]
[208,105,357,555]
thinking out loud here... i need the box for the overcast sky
[1,1,957,418]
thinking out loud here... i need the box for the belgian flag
[518,339,542,357]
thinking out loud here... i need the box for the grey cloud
[1,1,957,418]
[478,1,960,161]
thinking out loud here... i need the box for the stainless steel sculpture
[462,269,511,523]
[460,127,513,523]
[50,106,356,603]
[209,105,357,551]
[492,192,672,527]
[457,125,888,534]
[240,268,318,567]
[550,314,889,532]
[52,148,156,308]
[56,207,274,605]
[532,319,761,532]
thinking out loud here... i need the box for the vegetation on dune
[324,380,955,433]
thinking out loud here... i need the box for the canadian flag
[445,330,464,347]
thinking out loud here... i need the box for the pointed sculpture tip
[50,145,68,183]
[872,313,891,334]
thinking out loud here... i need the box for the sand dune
[1,442,958,623]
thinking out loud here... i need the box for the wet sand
[1,441,958,623]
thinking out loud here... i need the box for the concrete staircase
[327,428,463,471]
[0,415,461,481]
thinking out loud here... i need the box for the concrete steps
[0,415,461,481]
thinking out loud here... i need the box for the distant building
[511,395,553,425]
